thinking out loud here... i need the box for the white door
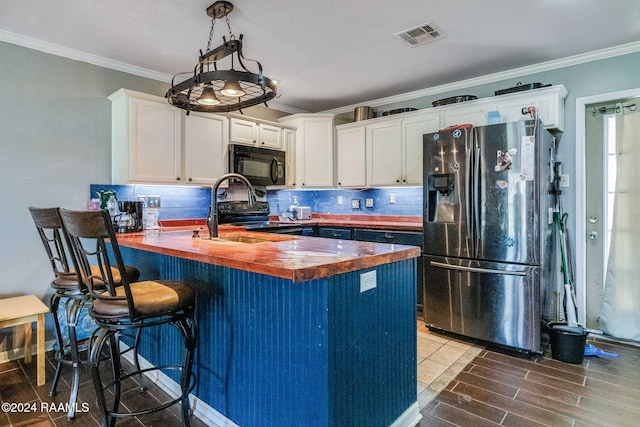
[185,113,228,185]
[336,127,366,187]
[584,97,639,332]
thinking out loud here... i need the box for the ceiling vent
[395,22,444,46]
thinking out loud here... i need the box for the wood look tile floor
[0,351,208,427]
[2,325,638,426]
[418,324,640,427]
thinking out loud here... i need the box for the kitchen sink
[208,236,270,244]
[203,233,297,244]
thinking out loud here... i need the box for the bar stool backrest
[58,208,139,321]
[29,207,82,292]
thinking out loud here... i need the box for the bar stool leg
[91,327,114,427]
[48,293,64,397]
[65,298,83,419]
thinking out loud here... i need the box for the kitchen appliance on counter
[290,206,312,220]
[422,120,556,354]
[115,201,143,233]
[229,144,285,187]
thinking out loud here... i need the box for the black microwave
[229,144,286,187]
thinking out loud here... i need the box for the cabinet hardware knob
[176,177,181,181]
[338,182,341,186]
[188,178,193,182]
[396,179,400,183]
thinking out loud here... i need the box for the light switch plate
[337,196,344,205]
[389,194,396,204]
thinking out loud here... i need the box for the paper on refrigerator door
[521,136,535,181]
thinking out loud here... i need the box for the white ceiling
[1,0,640,113]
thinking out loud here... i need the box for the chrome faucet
[207,173,257,238]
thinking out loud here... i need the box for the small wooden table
[0,295,49,386]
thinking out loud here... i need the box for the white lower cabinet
[109,89,227,185]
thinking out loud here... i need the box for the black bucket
[548,322,588,364]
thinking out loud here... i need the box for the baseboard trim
[390,401,422,427]
[118,342,239,427]
[0,339,56,364]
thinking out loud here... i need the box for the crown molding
[321,40,640,115]
[0,29,173,83]
[3,29,640,115]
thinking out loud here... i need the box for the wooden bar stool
[0,295,49,386]
[29,207,140,420]
[59,208,197,427]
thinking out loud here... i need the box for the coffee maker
[115,201,144,233]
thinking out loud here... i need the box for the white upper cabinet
[184,113,228,185]
[336,110,440,188]
[366,121,403,186]
[282,128,297,187]
[229,116,283,149]
[402,113,441,185]
[279,114,335,188]
[336,126,366,187]
[109,89,227,185]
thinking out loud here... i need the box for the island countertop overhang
[115,228,421,283]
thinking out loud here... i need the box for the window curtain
[600,104,640,341]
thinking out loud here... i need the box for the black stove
[217,200,270,224]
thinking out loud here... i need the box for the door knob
[589,231,599,240]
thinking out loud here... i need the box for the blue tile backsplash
[90,185,423,219]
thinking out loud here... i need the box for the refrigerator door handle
[473,147,481,257]
[430,261,528,277]
[465,148,473,241]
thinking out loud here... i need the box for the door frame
[575,88,640,326]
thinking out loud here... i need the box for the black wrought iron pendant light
[166,1,277,113]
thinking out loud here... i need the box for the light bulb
[220,80,245,97]
[197,86,220,105]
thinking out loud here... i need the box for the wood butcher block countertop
[116,221,421,283]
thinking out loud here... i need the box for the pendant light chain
[225,14,235,40]
[206,16,217,53]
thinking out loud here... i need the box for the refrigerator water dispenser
[427,173,455,223]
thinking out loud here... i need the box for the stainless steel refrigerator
[422,120,555,354]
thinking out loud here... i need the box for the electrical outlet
[137,195,147,206]
[365,198,374,208]
[389,193,396,204]
[560,174,570,188]
[147,195,161,208]
[337,196,344,205]
[360,270,377,293]
[351,199,360,209]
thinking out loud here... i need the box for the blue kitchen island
[116,228,421,427]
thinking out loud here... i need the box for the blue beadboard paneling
[116,246,417,427]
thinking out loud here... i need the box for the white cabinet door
[442,104,489,128]
[258,123,283,149]
[127,96,182,184]
[367,121,402,186]
[184,113,228,185]
[229,117,258,145]
[336,127,366,187]
[493,92,562,129]
[300,118,334,187]
[283,128,297,186]
[402,113,441,185]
